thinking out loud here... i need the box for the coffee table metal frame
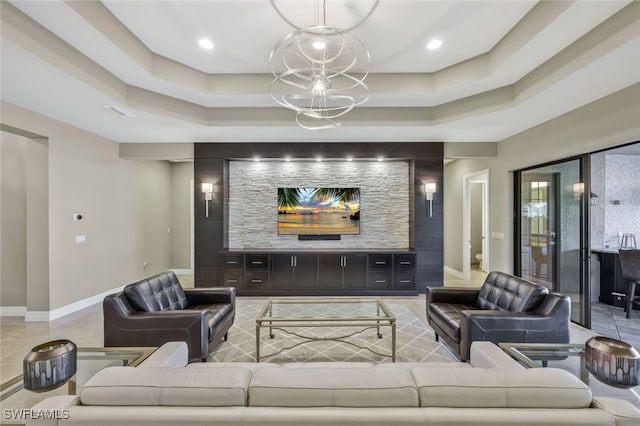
[255,297,396,362]
[498,342,588,382]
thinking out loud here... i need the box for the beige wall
[1,102,146,312]
[444,84,640,274]
[0,132,27,306]
[135,161,172,276]
[170,162,193,269]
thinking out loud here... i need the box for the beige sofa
[27,342,640,426]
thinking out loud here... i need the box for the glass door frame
[514,154,591,328]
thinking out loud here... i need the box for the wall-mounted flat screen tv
[278,187,360,235]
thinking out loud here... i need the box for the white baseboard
[444,266,464,279]
[24,284,126,322]
[171,268,193,275]
[0,306,27,316]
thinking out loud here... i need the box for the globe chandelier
[269,0,372,130]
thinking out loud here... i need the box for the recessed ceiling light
[346,157,353,162]
[198,38,214,50]
[377,156,384,162]
[316,157,322,162]
[253,157,260,162]
[426,38,442,50]
[284,157,292,162]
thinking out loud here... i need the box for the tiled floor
[591,301,640,349]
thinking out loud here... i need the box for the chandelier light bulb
[312,40,326,50]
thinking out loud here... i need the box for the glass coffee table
[499,342,588,381]
[0,347,156,424]
[256,297,396,362]
[499,342,640,407]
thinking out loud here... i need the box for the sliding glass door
[515,156,590,327]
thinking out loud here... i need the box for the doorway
[515,157,590,328]
[463,170,489,280]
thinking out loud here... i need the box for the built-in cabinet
[222,251,417,296]
[594,250,639,310]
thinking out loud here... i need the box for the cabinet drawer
[394,271,416,289]
[368,254,393,271]
[222,272,243,288]
[245,272,269,288]
[368,272,393,290]
[246,254,269,271]
[223,254,244,270]
[394,254,415,270]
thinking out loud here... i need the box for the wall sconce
[425,182,437,217]
[201,183,213,217]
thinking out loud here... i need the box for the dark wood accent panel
[195,142,443,291]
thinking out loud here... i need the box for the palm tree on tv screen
[278,187,360,210]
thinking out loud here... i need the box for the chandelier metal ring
[270,0,380,32]
[269,22,370,130]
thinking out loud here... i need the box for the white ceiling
[1,0,638,144]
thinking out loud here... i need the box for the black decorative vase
[23,339,77,392]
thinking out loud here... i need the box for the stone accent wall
[228,160,410,249]
[592,153,640,249]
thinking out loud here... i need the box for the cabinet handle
[343,257,347,267]
[251,261,263,265]
[251,279,262,284]
[294,256,297,267]
[400,261,411,265]
[399,280,411,283]
[227,261,238,264]
[226,279,238,283]
[375,261,386,265]
[375,280,387,283]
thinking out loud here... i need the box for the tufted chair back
[476,271,549,312]
[124,271,189,312]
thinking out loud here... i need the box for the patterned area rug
[209,301,456,363]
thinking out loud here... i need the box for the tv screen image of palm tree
[278,188,360,235]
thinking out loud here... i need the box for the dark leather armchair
[103,271,235,361]
[426,271,570,361]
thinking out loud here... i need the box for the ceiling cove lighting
[269,0,371,130]
[426,38,442,50]
[104,105,135,117]
[198,38,214,50]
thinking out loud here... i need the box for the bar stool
[618,249,640,319]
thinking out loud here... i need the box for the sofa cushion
[248,365,419,407]
[476,271,548,312]
[411,367,592,409]
[428,303,477,342]
[124,271,188,312]
[80,366,251,406]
